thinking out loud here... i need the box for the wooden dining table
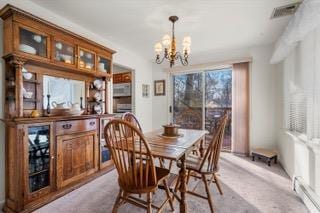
[144,128,207,213]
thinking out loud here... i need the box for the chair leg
[163,180,174,211]
[168,160,173,171]
[213,173,223,195]
[202,174,215,213]
[112,189,122,213]
[159,157,165,168]
[186,170,191,184]
[172,177,180,202]
[147,192,152,213]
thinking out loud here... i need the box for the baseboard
[293,176,320,213]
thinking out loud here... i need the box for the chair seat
[119,165,170,193]
[177,154,218,174]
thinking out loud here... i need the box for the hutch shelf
[0,4,116,213]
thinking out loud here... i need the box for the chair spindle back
[122,112,142,131]
[200,114,228,172]
[104,119,157,192]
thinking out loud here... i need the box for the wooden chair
[122,112,142,132]
[104,119,174,213]
[122,112,173,170]
[175,114,228,213]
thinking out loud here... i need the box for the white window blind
[288,89,307,134]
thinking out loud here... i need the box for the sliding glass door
[204,69,232,151]
[172,68,232,151]
[173,72,203,130]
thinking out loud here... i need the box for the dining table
[143,128,207,213]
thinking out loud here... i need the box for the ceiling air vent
[271,2,301,19]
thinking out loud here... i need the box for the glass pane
[54,41,74,64]
[173,73,203,129]
[205,69,232,151]
[19,28,47,57]
[97,56,110,73]
[79,49,95,70]
[101,119,111,163]
[28,125,50,192]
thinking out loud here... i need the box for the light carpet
[36,153,308,213]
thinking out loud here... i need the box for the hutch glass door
[19,27,48,58]
[100,117,112,169]
[54,40,75,65]
[27,124,52,194]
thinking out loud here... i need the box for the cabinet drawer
[56,119,97,135]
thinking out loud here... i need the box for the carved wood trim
[0,4,116,54]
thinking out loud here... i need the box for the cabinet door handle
[62,124,72,129]
[89,121,95,126]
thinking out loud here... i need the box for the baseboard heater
[293,176,320,213]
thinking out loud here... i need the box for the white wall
[275,26,320,196]
[0,0,153,206]
[152,44,279,151]
[152,64,169,129]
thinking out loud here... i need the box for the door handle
[169,106,172,113]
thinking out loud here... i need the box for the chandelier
[154,16,191,68]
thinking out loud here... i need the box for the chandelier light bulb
[154,42,162,54]
[183,46,191,54]
[183,36,191,47]
[162,34,171,47]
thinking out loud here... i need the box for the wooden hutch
[0,4,116,212]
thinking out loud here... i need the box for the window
[283,29,320,140]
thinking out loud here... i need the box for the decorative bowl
[64,109,84,116]
[98,63,105,72]
[22,66,33,80]
[55,42,63,50]
[94,104,102,114]
[22,88,33,99]
[61,54,72,62]
[51,101,68,109]
[85,63,93,69]
[93,79,103,90]
[23,72,33,80]
[86,53,92,59]
[32,35,42,43]
[162,124,180,137]
[94,92,102,101]
[19,44,36,55]
[79,61,85,68]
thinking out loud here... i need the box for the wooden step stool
[251,148,277,166]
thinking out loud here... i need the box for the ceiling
[30,0,298,60]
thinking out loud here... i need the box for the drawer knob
[89,121,96,126]
[62,124,72,129]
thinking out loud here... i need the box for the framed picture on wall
[142,84,150,98]
[154,80,165,96]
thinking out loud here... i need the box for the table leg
[179,155,187,213]
[199,138,204,157]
